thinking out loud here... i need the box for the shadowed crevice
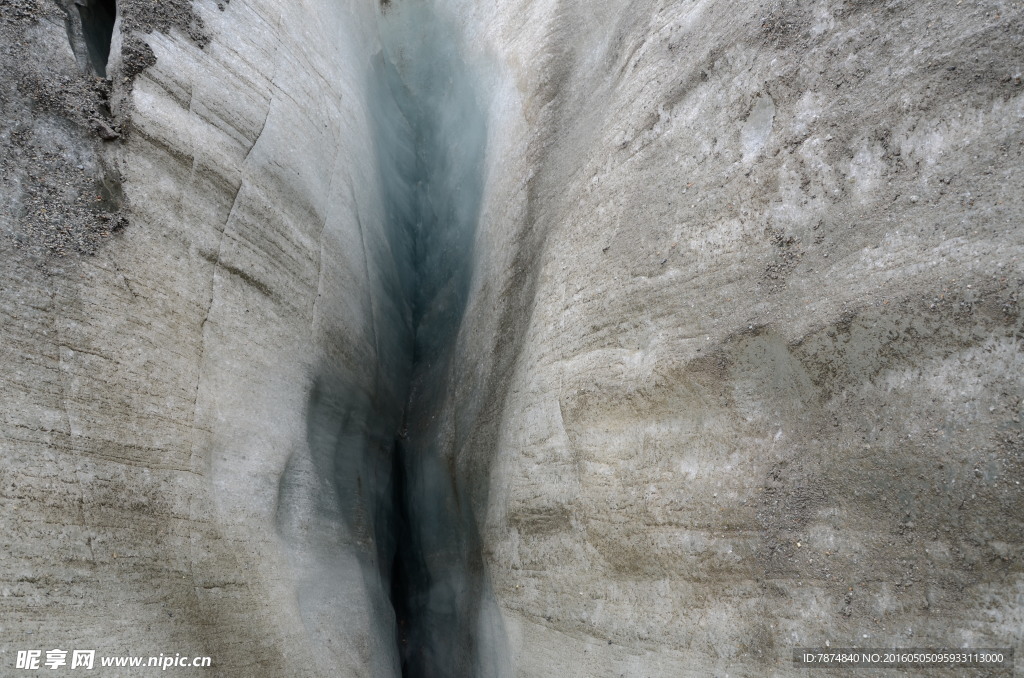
[370,3,490,674]
[277,2,496,676]
[77,0,117,76]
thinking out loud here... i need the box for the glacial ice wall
[5,0,1020,675]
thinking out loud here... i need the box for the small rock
[90,118,120,141]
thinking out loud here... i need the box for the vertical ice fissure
[283,1,494,673]
[371,1,490,676]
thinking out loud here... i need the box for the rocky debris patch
[1,118,126,255]
[761,226,804,291]
[119,34,157,82]
[0,0,230,259]
[0,0,125,257]
[119,0,213,48]
[0,0,36,24]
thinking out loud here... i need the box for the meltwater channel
[279,2,497,677]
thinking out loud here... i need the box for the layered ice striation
[280,1,494,676]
